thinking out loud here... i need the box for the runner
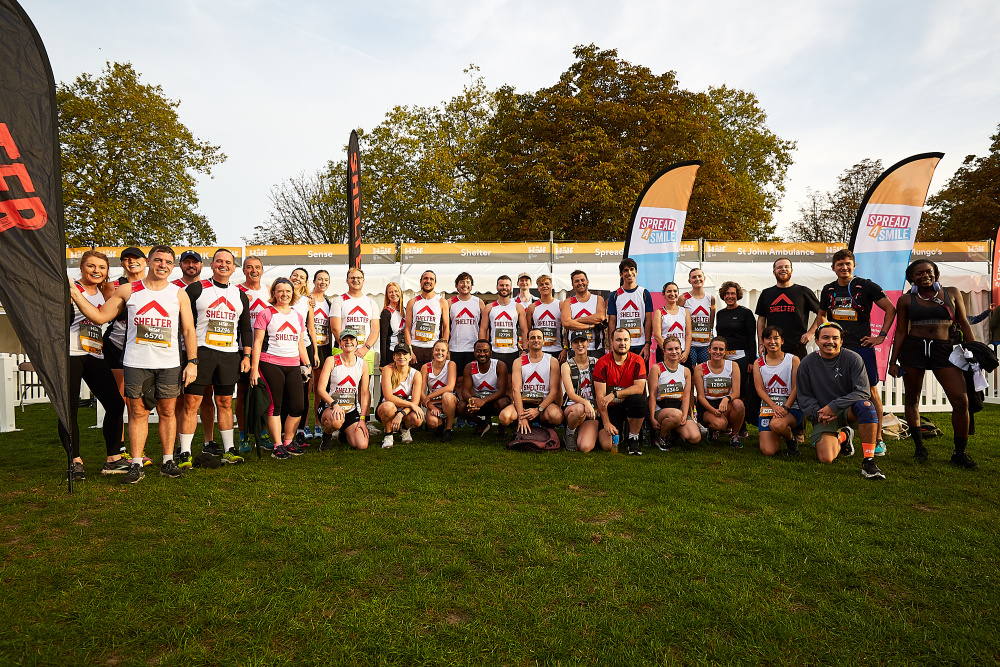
[515,272,534,306]
[404,270,449,368]
[526,275,564,363]
[315,331,371,450]
[458,339,510,438]
[177,249,252,467]
[753,326,804,457]
[648,337,701,450]
[798,322,886,480]
[694,337,747,448]
[376,343,425,449]
[888,259,977,468]
[499,328,563,433]
[236,255,269,451]
[421,339,458,441]
[62,251,127,480]
[607,258,653,362]
[69,245,198,484]
[379,281,405,366]
[714,281,758,439]
[482,275,528,374]
[288,267,319,446]
[448,272,487,375]
[652,281,691,364]
[594,328,648,455]
[561,331,600,452]
[250,278,312,460]
[755,257,821,358]
[678,267,715,368]
[561,269,608,358]
[307,270,332,441]
[818,249,897,456]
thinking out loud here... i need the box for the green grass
[2,404,999,666]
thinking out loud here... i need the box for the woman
[63,251,127,480]
[694,337,746,447]
[421,339,458,441]
[308,269,332,439]
[888,259,977,468]
[250,278,312,460]
[753,326,804,457]
[678,267,715,367]
[286,267,319,445]
[649,337,701,450]
[652,281,692,364]
[560,331,600,452]
[104,248,147,462]
[377,343,425,448]
[714,281,759,439]
[380,282,405,365]
[316,332,371,450]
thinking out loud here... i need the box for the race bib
[658,383,684,401]
[692,321,711,344]
[522,388,544,403]
[494,326,515,349]
[705,378,730,398]
[346,324,367,340]
[620,316,641,339]
[415,320,436,343]
[206,318,236,348]
[136,322,170,348]
[80,322,103,355]
[832,297,857,322]
[336,390,357,408]
[314,322,329,346]
[540,325,557,347]
[759,396,785,418]
[476,389,493,399]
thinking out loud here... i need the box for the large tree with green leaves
[785,158,883,243]
[921,124,1000,241]
[58,62,226,247]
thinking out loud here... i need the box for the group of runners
[64,245,981,484]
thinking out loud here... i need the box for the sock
[862,442,875,458]
[283,439,292,446]
[220,429,235,452]
[954,437,968,455]
[238,430,245,441]
[163,454,173,463]
[179,433,194,455]
[566,427,577,435]
[131,457,143,466]
[628,431,640,441]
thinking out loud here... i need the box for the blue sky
[27,0,1000,245]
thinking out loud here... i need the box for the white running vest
[757,353,796,415]
[449,296,481,353]
[409,294,443,349]
[335,293,377,343]
[489,300,519,353]
[238,284,271,322]
[425,361,452,396]
[312,297,331,346]
[328,354,364,410]
[568,293,600,351]
[471,358,499,398]
[701,360,734,399]
[519,353,552,404]
[658,306,687,352]
[610,286,648,344]
[192,280,244,352]
[388,366,418,401]
[70,283,105,358]
[532,300,562,353]
[683,293,713,347]
[124,281,183,369]
[655,362,686,406]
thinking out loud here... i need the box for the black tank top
[909,289,954,326]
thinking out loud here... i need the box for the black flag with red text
[347,130,361,269]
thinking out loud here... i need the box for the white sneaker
[367,422,383,436]
[401,429,413,444]
[381,435,394,449]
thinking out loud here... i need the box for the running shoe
[65,461,86,481]
[203,441,224,457]
[260,430,274,451]
[271,444,292,460]
[366,422,383,436]
[441,429,454,443]
[176,452,193,470]
[730,435,742,449]
[193,452,222,469]
[286,441,305,456]
[874,439,887,457]
[708,430,719,443]
[697,423,708,437]
[951,452,978,469]
[497,424,507,440]
[382,435,394,449]
[626,437,642,456]
[123,462,145,484]
[238,433,253,454]
[320,431,333,451]
[564,429,579,452]
[783,442,801,457]
[160,460,183,479]
[738,426,750,439]
[434,424,445,440]
[292,432,309,449]
[401,428,413,444]
[861,458,886,480]
[221,450,245,465]
[141,456,153,467]
[653,435,669,452]
[474,418,491,438]
[838,426,855,457]
[101,458,131,475]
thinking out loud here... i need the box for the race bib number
[692,321,711,344]
[540,325,557,347]
[136,322,170,348]
[522,389,544,403]
[314,322,329,346]
[759,397,785,418]
[347,324,367,340]
[80,322,103,355]
[832,297,857,322]
[494,326,515,349]
[475,389,493,399]
[206,318,236,348]
[620,316,641,339]
[415,320,436,343]
[658,383,684,401]
[336,390,357,408]
[705,378,731,398]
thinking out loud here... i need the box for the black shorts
[410,345,435,369]
[655,398,683,412]
[605,394,648,428]
[103,335,124,370]
[493,351,520,375]
[697,397,724,421]
[339,408,361,443]
[317,343,333,366]
[899,336,954,370]
[451,351,475,378]
[186,347,241,394]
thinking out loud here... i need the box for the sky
[26,0,1000,247]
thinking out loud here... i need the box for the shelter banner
[623,161,701,329]
[849,152,943,380]
[347,131,361,270]
[402,242,548,265]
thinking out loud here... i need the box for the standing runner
[448,272,487,374]
[526,275,565,363]
[405,270,449,368]
[561,269,608,359]
[652,281,692,365]
[236,255,269,450]
[482,275,528,374]
[70,245,198,484]
[514,272,534,306]
[607,258,653,362]
[678,267,715,368]
[755,257,821,358]
[714,281,758,439]
[379,282,405,367]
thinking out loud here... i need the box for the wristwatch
[186,358,199,366]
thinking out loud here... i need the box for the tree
[246,168,348,244]
[58,62,226,246]
[921,124,1000,241]
[785,158,883,243]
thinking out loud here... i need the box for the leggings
[260,362,305,418]
[59,354,126,458]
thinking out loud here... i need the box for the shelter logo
[0,123,47,233]
[338,375,357,387]
[668,321,684,332]
[276,322,298,333]
[476,381,494,392]
[638,216,677,243]
[537,310,556,321]
[767,374,787,388]
[136,301,170,318]
[207,296,236,312]
[524,371,545,385]
[455,307,476,321]
[495,311,513,321]
[866,213,912,241]
[768,294,795,313]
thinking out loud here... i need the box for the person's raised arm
[69,279,129,325]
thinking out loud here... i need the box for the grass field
[1,403,998,666]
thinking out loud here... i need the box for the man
[818,249,897,456]
[526,275,565,363]
[404,270,449,368]
[449,272,487,374]
[458,339,510,437]
[755,257,821,358]
[69,245,198,483]
[607,258,654,362]
[593,328,648,455]
[330,266,380,364]
[481,275,528,374]
[177,249,253,467]
[514,272,535,306]
[561,269,608,358]
[561,331,599,452]
[797,322,886,480]
[236,255,270,450]
[499,328,563,434]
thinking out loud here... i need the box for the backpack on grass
[880,413,910,441]
[507,425,561,452]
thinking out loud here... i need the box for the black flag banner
[0,1,72,467]
[347,130,361,269]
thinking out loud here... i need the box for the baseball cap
[120,247,145,260]
[339,331,358,341]
[179,250,202,263]
[570,330,589,343]
[393,343,411,355]
[517,272,531,280]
